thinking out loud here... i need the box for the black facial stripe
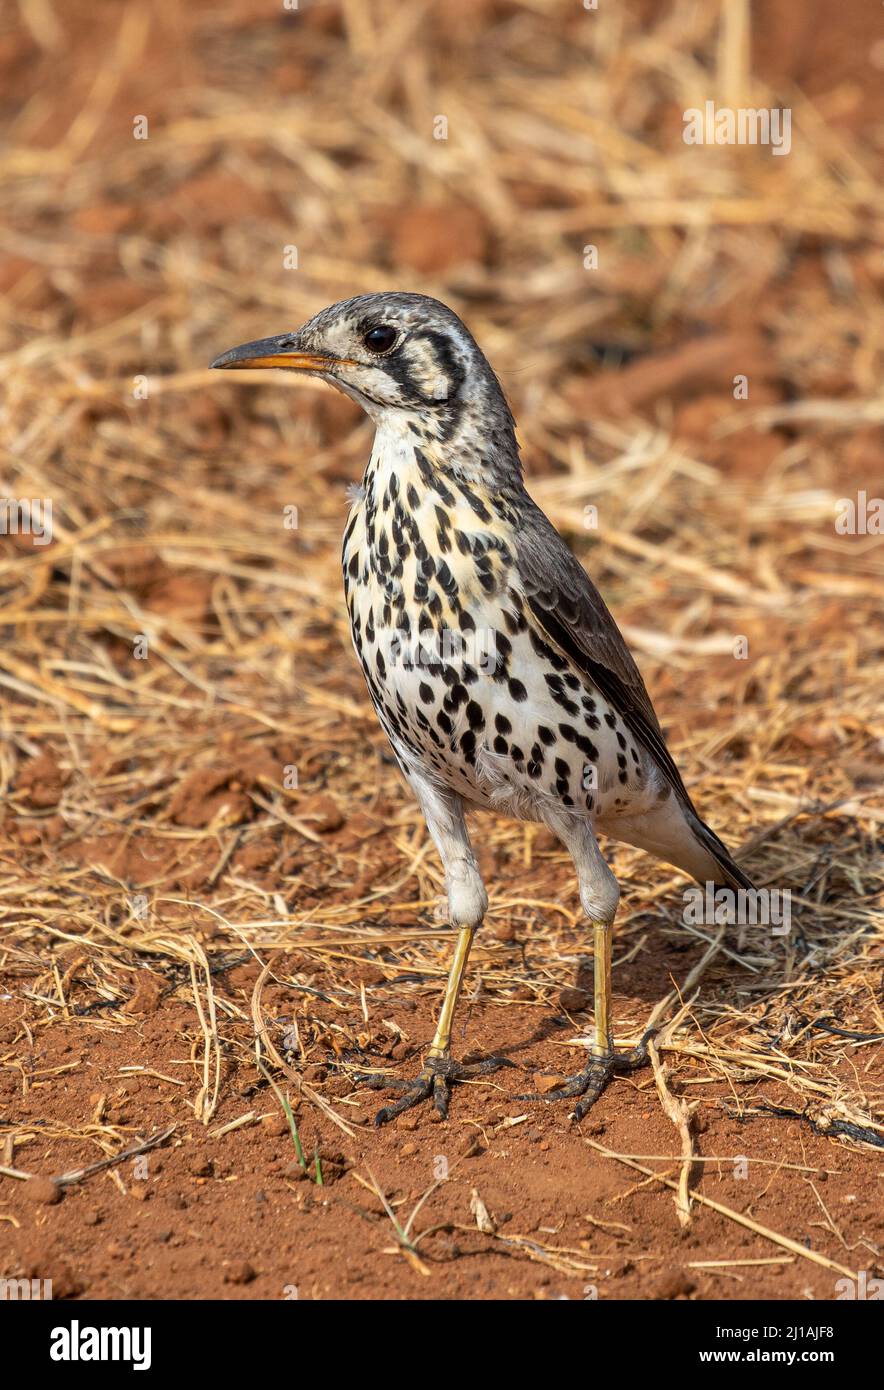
[413,331,466,402]
[356,329,467,410]
[379,351,425,404]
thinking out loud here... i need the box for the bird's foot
[518,1028,655,1121]
[356,1051,515,1126]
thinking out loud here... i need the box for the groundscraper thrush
[212,293,754,1124]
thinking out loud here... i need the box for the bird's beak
[210,334,344,372]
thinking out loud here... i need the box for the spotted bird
[212,293,755,1124]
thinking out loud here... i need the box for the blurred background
[0,0,882,1301]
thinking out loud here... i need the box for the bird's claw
[356,1052,516,1126]
[517,1028,655,1121]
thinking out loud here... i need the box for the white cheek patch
[425,364,447,403]
[426,371,449,402]
[408,340,450,403]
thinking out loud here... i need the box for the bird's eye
[362,325,398,354]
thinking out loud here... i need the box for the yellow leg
[363,923,511,1124]
[592,916,613,1057]
[427,926,474,1058]
[518,910,652,1119]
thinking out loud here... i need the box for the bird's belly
[346,549,662,826]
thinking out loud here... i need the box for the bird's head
[211,292,519,479]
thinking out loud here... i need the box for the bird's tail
[687,811,756,892]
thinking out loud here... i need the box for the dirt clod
[21,1177,63,1205]
[559,988,590,1011]
[532,1072,566,1094]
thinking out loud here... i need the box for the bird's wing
[513,496,755,891]
[513,495,693,807]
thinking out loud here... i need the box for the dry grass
[0,0,882,1188]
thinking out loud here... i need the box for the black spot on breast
[445,683,468,712]
[502,609,520,635]
[544,676,578,715]
[460,486,492,522]
[459,730,477,763]
[466,700,485,731]
[436,560,457,597]
[508,678,527,701]
[494,632,512,663]
[415,449,454,505]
